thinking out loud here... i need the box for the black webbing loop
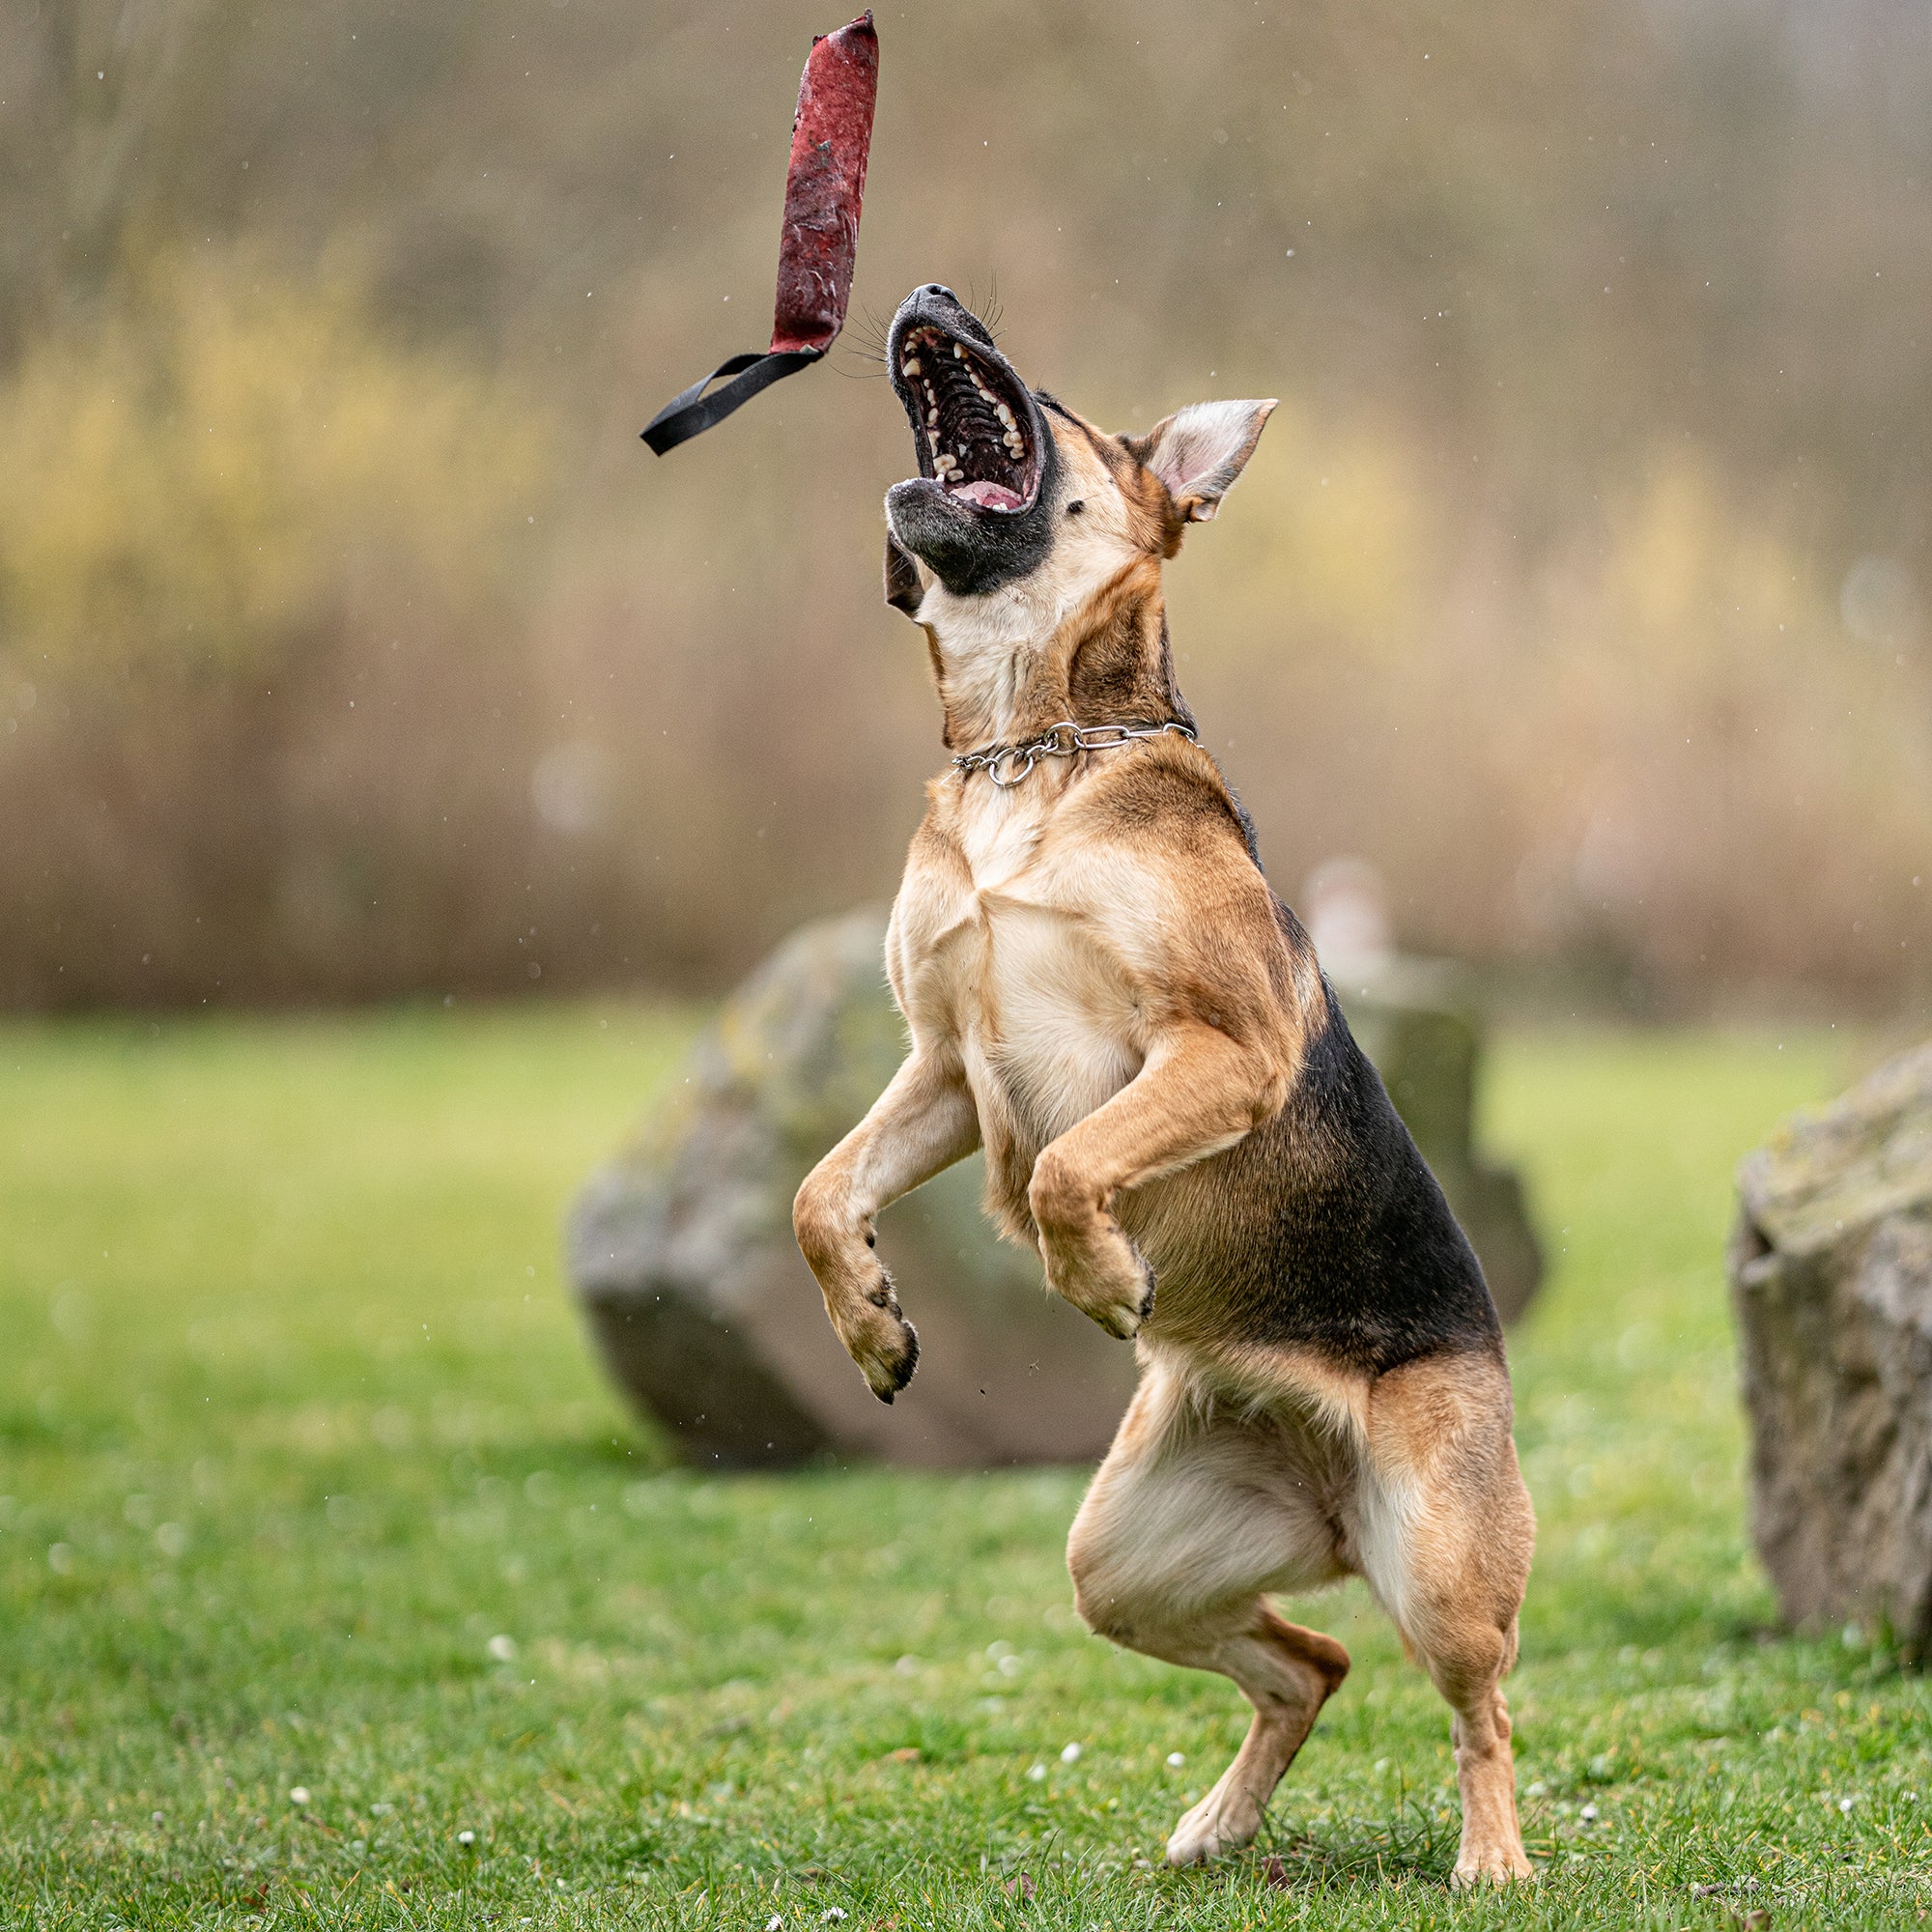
[640,347,824,455]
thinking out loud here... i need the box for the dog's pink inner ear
[1138,399,1278,522]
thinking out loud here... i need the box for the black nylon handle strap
[640,347,824,455]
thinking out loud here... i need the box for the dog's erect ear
[1128,399,1277,523]
[884,529,924,616]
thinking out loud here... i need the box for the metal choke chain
[952,720,1198,789]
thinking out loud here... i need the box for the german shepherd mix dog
[793,285,1535,1884]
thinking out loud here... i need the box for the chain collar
[952,718,1198,788]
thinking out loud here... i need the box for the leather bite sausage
[642,12,880,455]
[771,12,879,355]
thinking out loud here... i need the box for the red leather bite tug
[643,14,879,455]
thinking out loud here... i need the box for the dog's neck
[923,554,1193,753]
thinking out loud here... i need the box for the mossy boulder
[1731,1042,1932,1655]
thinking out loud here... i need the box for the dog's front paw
[839,1267,921,1404]
[1044,1224,1155,1341]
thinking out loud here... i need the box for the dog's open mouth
[895,325,1039,514]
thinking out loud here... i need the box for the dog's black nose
[922,283,955,300]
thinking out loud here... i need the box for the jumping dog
[792,284,1535,1884]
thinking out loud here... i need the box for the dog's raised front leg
[793,1051,980,1401]
[1029,1024,1287,1338]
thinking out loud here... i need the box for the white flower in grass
[766,1917,783,1931]
[1026,1764,1046,1782]
[823,1913,848,1924]
[1166,1752,1185,1768]
[288,1787,310,1806]
[1838,1794,1857,1814]
[487,1634,517,1662]
[1060,1742,1081,1764]
[457,1830,475,1846]
[1578,1802,1599,1825]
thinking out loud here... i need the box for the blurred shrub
[1,0,1928,1011]
[0,250,561,1006]
[0,249,548,683]
[1188,434,1932,1007]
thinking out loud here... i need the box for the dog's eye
[1065,499,1085,516]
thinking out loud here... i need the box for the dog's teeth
[902,356,922,377]
[995,402,1015,428]
[952,343,964,359]
[926,408,939,428]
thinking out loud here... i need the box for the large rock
[1731,1043,1932,1657]
[570,905,1542,1468]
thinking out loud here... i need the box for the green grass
[2,1008,1928,1928]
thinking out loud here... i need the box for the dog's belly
[958,899,1143,1228]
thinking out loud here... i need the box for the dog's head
[883,283,1275,626]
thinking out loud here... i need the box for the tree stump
[1731,1042,1932,1656]
[570,905,1543,1468]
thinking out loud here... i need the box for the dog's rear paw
[1164,1776,1262,1866]
[1449,1843,1534,1887]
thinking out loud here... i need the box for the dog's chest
[917,786,1145,1153]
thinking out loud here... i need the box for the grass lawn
[2,1007,1928,1928]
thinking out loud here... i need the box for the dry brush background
[3,0,1930,1010]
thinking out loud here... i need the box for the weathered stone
[1731,1042,1932,1656]
[570,905,1543,1468]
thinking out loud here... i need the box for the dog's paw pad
[860,1314,919,1404]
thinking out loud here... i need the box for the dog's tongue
[951,479,1024,511]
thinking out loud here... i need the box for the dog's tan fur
[794,369,1535,1884]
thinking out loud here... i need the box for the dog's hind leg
[1355,1350,1536,1886]
[1066,1356,1351,1865]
